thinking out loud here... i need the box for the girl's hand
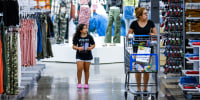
[87,47,92,51]
[78,47,84,51]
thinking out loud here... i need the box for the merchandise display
[160,0,185,74]
[104,0,123,44]
[1,0,200,99]
[179,0,200,98]
[53,0,71,44]
[0,0,19,26]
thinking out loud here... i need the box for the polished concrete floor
[21,62,191,100]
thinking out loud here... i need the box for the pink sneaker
[77,84,82,88]
[84,84,89,89]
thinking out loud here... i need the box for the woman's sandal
[143,91,148,96]
[136,91,141,96]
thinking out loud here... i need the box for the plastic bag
[136,46,151,63]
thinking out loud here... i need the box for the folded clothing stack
[189,40,200,43]
[189,40,200,45]
[186,71,199,74]
[185,0,200,3]
[183,84,197,89]
[185,9,200,17]
[186,21,200,32]
[180,76,197,85]
[185,53,199,57]
[192,42,200,45]
[189,57,199,60]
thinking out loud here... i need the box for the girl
[72,24,95,89]
[127,7,157,96]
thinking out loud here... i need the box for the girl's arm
[73,45,84,51]
[87,44,95,50]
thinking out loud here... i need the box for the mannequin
[123,0,139,33]
[78,0,91,28]
[53,0,71,44]
[104,0,123,46]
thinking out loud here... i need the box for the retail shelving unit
[179,0,200,99]
[160,0,185,79]
[180,44,200,99]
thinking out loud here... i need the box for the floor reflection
[21,63,192,100]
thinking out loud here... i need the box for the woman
[73,24,95,89]
[127,7,157,96]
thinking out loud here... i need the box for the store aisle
[22,62,186,100]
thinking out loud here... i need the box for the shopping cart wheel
[124,91,128,97]
[134,96,137,100]
[151,96,154,100]
[186,95,192,100]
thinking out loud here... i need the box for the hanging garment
[124,6,135,19]
[38,17,48,58]
[20,19,36,66]
[64,18,69,40]
[92,0,98,10]
[125,19,134,33]
[47,16,54,38]
[17,33,21,87]
[54,13,67,44]
[0,20,8,93]
[105,9,121,43]
[46,16,54,58]
[6,32,19,95]
[0,1,19,26]
[106,0,123,13]
[70,1,76,20]
[0,24,4,94]
[123,0,139,6]
[78,6,91,28]
[89,12,126,36]
[79,0,89,5]
[36,18,43,58]
[89,12,108,36]
[36,15,53,59]
[53,0,71,44]
[112,17,125,36]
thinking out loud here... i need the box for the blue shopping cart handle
[132,59,136,62]
[130,54,158,71]
[134,35,150,37]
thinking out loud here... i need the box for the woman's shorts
[76,59,92,62]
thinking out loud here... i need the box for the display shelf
[182,70,200,76]
[185,57,199,62]
[161,0,185,75]
[186,46,193,49]
[186,17,200,20]
[179,83,199,92]
[186,32,200,34]
[188,43,200,47]
[181,0,200,98]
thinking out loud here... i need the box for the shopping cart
[124,35,159,100]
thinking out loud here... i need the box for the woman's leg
[143,73,149,91]
[135,73,141,91]
[77,61,84,84]
[84,62,91,84]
